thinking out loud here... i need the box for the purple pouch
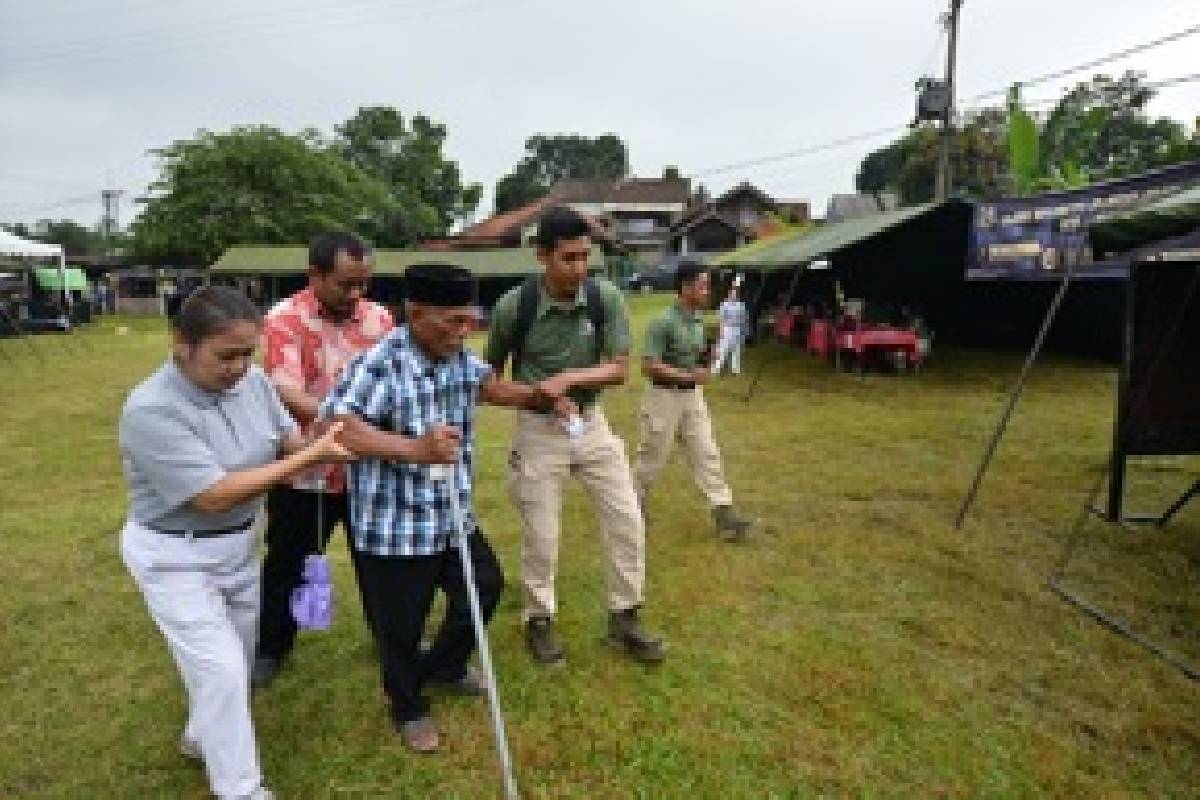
[290,554,334,631]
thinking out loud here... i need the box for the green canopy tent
[32,266,89,291]
[0,229,71,333]
[208,244,606,310]
[714,200,972,347]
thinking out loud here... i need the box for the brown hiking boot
[525,616,565,666]
[712,505,752,542]
[606,607,665,664]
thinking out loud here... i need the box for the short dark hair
[534,206,591,251]
[172,285,261,345]
[309,231,369,274]
[674,261,708,292]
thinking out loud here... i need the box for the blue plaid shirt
[319,326,491,557]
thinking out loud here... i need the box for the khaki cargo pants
[507,407,645,620]
[634,385,733,507]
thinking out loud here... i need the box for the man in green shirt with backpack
[487,206,664,667]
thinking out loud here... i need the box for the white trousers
[121,517,263,799]
[711,326,742,375]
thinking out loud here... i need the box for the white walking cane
[430,459,520,800]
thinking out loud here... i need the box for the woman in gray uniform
[119,286,352,800]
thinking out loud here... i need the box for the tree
[494,133,629,212]
[1,220,110,256]
[131,126,394,265]
[1006,85,1041,195]
[39,220,108,256]
[334,106,481,247]
[856,108,1008,204]
[1039,71,1199,181]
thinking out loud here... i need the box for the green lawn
[1,296,1198,798]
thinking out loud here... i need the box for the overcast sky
[1,0,1197,231]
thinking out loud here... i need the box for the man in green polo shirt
[635,262,752,542]
[487,205,664,667]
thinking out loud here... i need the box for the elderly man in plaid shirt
[320,263,565,753]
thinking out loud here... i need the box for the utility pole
[100,188,124,253]
[935,0,964,200]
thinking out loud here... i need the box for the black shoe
[250,656,281,689]
[606,607,665,664]
[525,616,566,666]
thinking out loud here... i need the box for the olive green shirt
[486,277,631,408]
[643,301,706,371]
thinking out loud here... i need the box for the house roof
[209,245,605,277]
[668,210,743,237]
[460,198,551,239]
[458,198,619,249]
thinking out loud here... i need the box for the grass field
[1,294,1198,799]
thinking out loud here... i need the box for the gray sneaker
[525,616,566,666]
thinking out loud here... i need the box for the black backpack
[506,276,606,372]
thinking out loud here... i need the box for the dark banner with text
[967,161,1200,281]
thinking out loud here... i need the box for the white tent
[0,229,71,322]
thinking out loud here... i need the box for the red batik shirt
[263,287,395,493]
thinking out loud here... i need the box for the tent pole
[1047,576,1200,682]
[954,271,1074,529]
[57,252,72,330]
[743,261,810,403]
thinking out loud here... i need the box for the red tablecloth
[837,325,922,364]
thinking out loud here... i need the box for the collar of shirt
[390,325,441,375]
[164,359,245,408]
[295,286,366,325]
[387,326,472,408]
[536,279,587,318]
[672,300,701,323]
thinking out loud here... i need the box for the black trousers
[258,485,374,660]
[356,532,504,723]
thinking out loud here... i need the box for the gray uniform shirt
[119,360,297,530]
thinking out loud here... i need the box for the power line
[1149,73,1200,90]
[687,18,1200,181]
[689,125,909,179]
[962,22,1200,103]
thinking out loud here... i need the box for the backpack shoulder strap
[510,276,542,373]
[584,278,606,363]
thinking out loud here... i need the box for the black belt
[651,379,696,391]
[148,518,255,538]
